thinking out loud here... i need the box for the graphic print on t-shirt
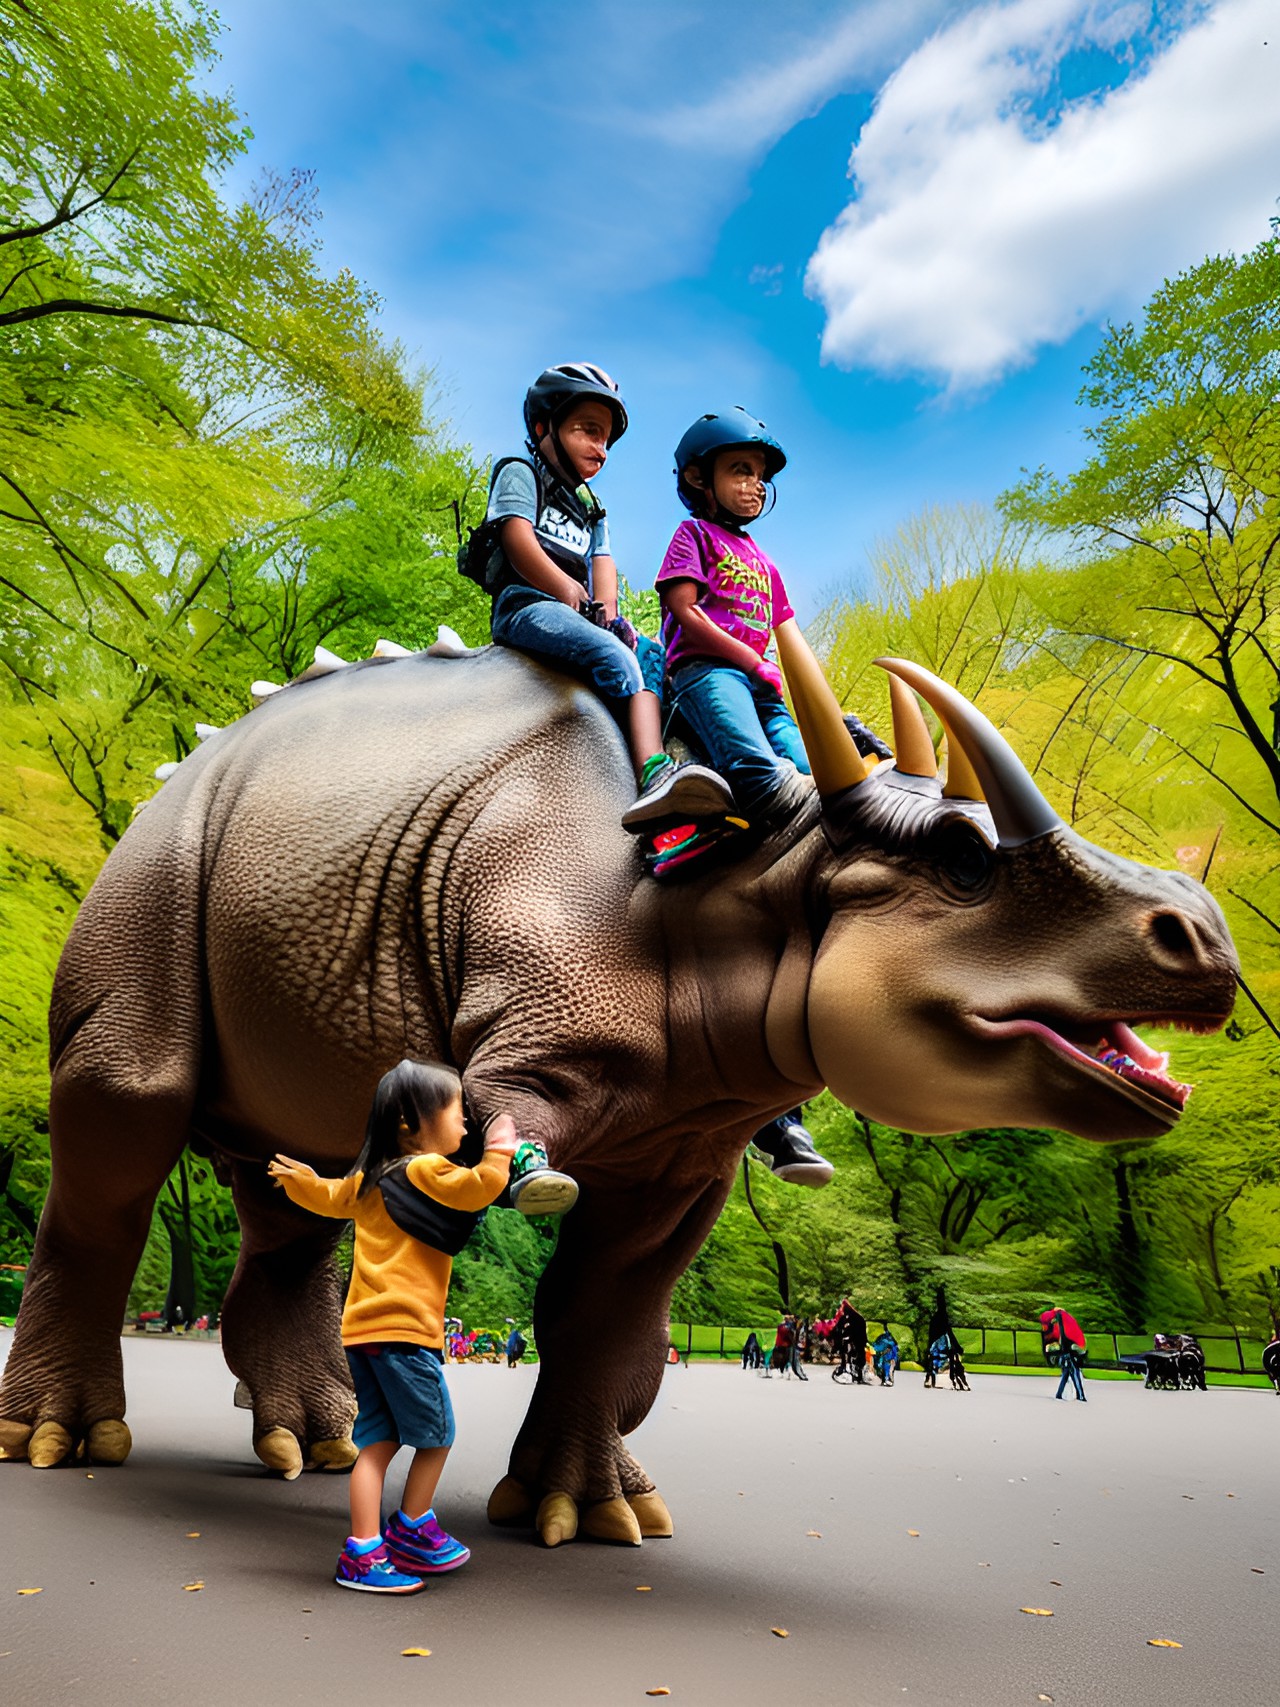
[539,503,591,560]
[713,543,772,637]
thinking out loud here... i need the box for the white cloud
[805,0,1280,387]
[645,0,960,158]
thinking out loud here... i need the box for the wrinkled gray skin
[0,649,1238,1542]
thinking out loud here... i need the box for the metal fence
[669,1321,1272,1376]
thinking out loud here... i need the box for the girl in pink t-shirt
[657,408,812,826]
[657,408,889,829]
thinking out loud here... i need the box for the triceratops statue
[0,623,1237,1550]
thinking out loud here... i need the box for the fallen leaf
[85,1473,94,1480]
[1251,1568,1265,1575]
[182,1582,204,1593]
[907,1530,920,1537]
[636,1585,652,1592]
[185,1531,200,1538]
[401,1648,432,1657]
[806,1530,822,1538]
[1049,1580,1062,1586]
[1020,1607,1054,1617]
[16,1589,41,1596]
[646,1690,671,1698]
[1181,1495,1194,1501]
[771,1627,790,1638]
[1038,1695,1055,1702]
[1146,1639,1182,1649]
[1226,1492,1236,1498]
[978,1562,990,1568]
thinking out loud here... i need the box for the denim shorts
[491,584,665,706]
[346,1343,456,1450]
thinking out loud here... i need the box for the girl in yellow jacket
[269,1059,515,1594]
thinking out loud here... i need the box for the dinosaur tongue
[990,1017,1193,1111]
[1085,1022,1192,1110]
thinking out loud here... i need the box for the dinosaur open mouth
[976,1016,1195,1120]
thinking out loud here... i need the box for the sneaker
[621,755,736,833]
[842,713,893,762]
[748,1110,835,1187]
[384,1509,471,1575]
[334,1539,425,1594]
[508,1139,579,1218]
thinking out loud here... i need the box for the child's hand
[268,1154,318,1186]
[754,657,785,697]
[483,1116,519,1160]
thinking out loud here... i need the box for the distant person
[269,1059,516,1594]
[766,1314,795,1378]
[872,1330,899,1387]
[741,1331,764,1371]
[924,1334,951,1389]
[504,1322,528,1368]
[1042,1304,1088,1402]
[834,1299,869,1384]
[787,1317,809,1381]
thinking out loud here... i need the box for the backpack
[457,455,605,596]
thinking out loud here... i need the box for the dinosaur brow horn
[885,673,937,778]
[775,619,869,796]
[874,658,1062,847]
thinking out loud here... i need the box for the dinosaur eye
[932,822,994,891]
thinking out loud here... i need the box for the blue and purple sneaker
[335,1537,424,1594]
[384,1508,471,1574]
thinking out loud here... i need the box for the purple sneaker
[384,1509,471,1574]
[335,1538,424,1594]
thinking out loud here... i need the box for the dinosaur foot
[252,1427,357,1480]
[0,1417,132,1468]
[489,1476,672,1547]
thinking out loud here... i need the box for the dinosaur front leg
[489,1175,730,1547]
[218,1160,357,1479]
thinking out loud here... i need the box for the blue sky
[208,0,1280,618]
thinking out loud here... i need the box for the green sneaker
[508,1140,579,1218]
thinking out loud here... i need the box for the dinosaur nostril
[1151,911,1195,960]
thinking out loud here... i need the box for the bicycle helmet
[674,407,786,516]
[523,362,628,447]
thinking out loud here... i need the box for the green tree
[1002,230,1280,838]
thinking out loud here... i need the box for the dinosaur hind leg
[0,1043,194,1467]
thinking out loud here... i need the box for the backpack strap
[377,1162,485,1257]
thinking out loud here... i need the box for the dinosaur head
[776,635,1239,1141]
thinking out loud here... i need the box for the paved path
[1,1332,1274,1706]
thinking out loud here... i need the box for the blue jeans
[668,661,810,815]
[491,585,664,707]
[1055,1354,1086,1400]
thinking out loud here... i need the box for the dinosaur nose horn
[875,659,1061,846]
[775,619,869,796]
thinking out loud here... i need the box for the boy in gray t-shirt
[484,362,733,832]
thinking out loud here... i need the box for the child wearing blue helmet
[658,408,886,837]
[480,363,735,831]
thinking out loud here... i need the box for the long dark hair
[350,1059,463,1198]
